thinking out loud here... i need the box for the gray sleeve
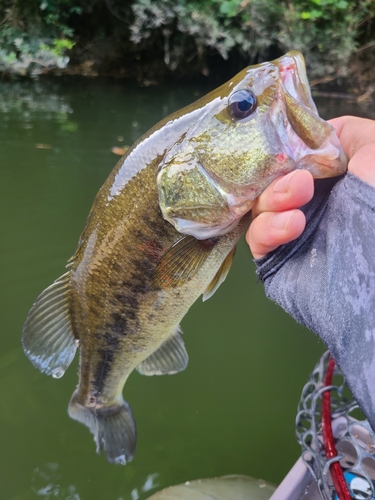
[255,172,375,429]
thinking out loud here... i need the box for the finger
[329,116,375,157]
[329,116,375,187]
[246,209,306,259]
[252,170,314,219]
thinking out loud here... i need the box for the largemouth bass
[22,51,347,465]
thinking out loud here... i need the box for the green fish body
[22,51,347,464]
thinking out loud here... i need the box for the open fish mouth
[274,51,347,177]
[277,50,318,114]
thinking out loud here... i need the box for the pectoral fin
[202,246,236,302]
[149,235,217,289]
[22,272,77,378]
[136,326,188,375]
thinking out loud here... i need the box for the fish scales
[22,51,347,465]
[69,159,239,402]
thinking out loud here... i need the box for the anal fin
[22,271,77,378]
[136,326,188,376]
[202,245,236,301]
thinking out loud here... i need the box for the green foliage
[39,0,83,36]
[299,0,350,20]
[277,0,373,78]
[0,0,81,75]
[212,0,243,18]
[43,38,76,57]
[129,0,375,79]
[129,0,282,72]
[0,0,374,79]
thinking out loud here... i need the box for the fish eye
[229,89,257,119]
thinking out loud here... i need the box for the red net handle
[322,355,352,500]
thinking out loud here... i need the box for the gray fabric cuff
[254,172,375,429]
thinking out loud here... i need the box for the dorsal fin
[202,246,236,301]
[136,326,188,375]
[22,272,77,378]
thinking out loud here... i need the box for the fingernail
[271,211,293,230]
[274,172,294,193]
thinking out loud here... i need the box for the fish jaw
[278,51,318,114]
[276,51,348,177]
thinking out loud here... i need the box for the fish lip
[277,51,317,114]
[294,146,348,176]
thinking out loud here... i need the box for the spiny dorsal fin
[149,235,217,289]
[22,271,77,378]
[136,326,188,375]
[202,245,236,302]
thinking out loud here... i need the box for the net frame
[296,351,375,500]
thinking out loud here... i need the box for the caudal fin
[68,391,136,465]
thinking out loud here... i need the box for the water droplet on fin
[114,454,126,465]
[52,367,65,379]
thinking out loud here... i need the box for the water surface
[1,77,373,500]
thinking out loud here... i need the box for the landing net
[296,351,375,500]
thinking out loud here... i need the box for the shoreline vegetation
[1,0,374,100]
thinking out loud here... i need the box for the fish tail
[68,391,136,465]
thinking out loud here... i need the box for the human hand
[247,116,375,259]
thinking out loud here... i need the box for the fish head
[157,51,348,239]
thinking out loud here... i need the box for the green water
[1,77,373,500]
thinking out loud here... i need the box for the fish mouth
[277,51,317,114]
[273,51,348,177]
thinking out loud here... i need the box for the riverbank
[1,0,374,100]
[51,45,375,102]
